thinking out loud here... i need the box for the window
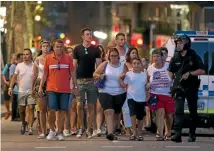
[191,42,214,75]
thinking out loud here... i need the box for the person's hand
[119,73,126,79]
[181,72,190,80]
[99,74,105,80]
[8,88,12,96]
[38,86,44,97]
[5,81,10,86]
[73,87,79,96]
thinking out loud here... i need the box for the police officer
[168,34,205,142]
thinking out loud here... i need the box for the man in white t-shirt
[115,33,128,62]
[9,48,35,135]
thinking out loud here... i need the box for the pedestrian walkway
[1,104,7,118]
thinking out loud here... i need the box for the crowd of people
[2,28,204,142]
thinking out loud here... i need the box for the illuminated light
[0,7,6,17]
[31,47,36,53]
[113,25,119,32]
[91,41,96,45]
[0,28,4,32]
[40,7,44,11]
[65,39,70,44]
[37,1,42,4]
[137,39,143,45]
[35,15,41,21]
[60,33,65,39]
[93,31,107,40]
[37,36,41,40]
[35,5,41,10]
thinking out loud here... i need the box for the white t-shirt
[119,48,128,62]
[99,62,126,95]
[147,63,172,96]
[15,62,34,93]
[124,71,147,102]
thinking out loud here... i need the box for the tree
[7,1,15,62]
[24,1,34,48]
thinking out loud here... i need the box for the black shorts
[3,85,11,101]
[128,99,146,120]
[99,92,126,113]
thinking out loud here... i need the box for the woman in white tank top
[93,48,126,141]
[32,40,51,139]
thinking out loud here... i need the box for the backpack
[5,63,11,81]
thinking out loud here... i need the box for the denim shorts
[47,91,70,111]
[68,94,73,109]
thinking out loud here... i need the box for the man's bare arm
[8,74,18,96]
[96,58,102,68]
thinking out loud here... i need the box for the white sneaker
[38,133,45,139]
[97,129,102,136]
[76,129,83,138]
[28,128,33,135]
[71,129,77,135]
[101,126,107,135]
[46,131,56,140]
[92,130,97,137]
[63,129,71,137]
[56,133,65,141]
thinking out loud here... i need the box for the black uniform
[168,49,205,141]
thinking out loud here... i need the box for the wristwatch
[189,72,192,76]
[8,88,12,90]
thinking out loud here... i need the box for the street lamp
[35,15,41,21]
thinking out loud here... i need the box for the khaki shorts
[76,79,98,104]
[18,92,36,106]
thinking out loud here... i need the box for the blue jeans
[47,91,70,111]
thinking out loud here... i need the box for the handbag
[32,78,46,98]
[95,62,108,88]
[147,94,158,110]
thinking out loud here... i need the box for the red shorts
[150,93,175,113]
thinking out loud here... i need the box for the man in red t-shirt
[39,39,78,141]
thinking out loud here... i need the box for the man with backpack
[1,54,17,120]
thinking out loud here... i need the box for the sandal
[164,135,171,141]
[129,135,137,140]
[136,135,144,141]
[156,136,164,141]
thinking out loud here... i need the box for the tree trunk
[24,1,34,48]
[7,1,15,62]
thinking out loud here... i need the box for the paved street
[1,116,214,151]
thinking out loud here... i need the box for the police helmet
[174,34,191,50]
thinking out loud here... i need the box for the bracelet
[8,88,12,90]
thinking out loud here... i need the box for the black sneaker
[106,133,117,141]
[115,129,122,136]
[188,133,196,142]
[171,132,182,143]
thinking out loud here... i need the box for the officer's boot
[171,132,182,143]
[188,130,196,142]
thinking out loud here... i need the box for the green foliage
[133,27,145,33]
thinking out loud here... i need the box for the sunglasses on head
[85,48,88,55]
[57,62,60,70]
